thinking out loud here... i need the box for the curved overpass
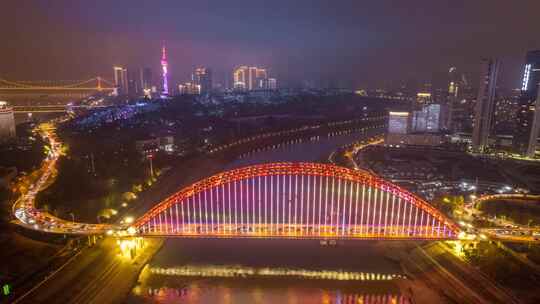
[133,162,459,240]
[474,193,540,205]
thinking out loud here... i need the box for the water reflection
[227,129,381,169]
[132,285,410,304]
[150,265,404,281]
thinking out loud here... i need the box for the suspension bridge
[132,162,460,240]
[0,77,115,91]
[0,77,115,112]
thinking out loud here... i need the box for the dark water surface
[126,239,410,304]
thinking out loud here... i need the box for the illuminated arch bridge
[133,163,460,240]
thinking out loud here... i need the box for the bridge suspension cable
[133,162,460,240]
[0,77,114,89]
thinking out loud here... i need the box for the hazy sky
[1,0,540,89]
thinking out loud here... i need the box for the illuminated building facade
[233,66,270,90]
[140,68,152,91]
[161,44,169,96]
[411,104,441,133]
[113,66,128,95]
[446,67,460,131]
[127,69,141,96]
[0,101,16,140]
[268,78,277,90]
[527,92,540,156]
[192,67,212,94]
[139,67,153,98]
[178,82,201,95]
[472,58,500,153]
[233,66,248,90]
[514,50,540,155]
[416,92,432,105]
[388,112,409,134]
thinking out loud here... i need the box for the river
[126,128,414,304]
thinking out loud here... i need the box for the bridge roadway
[12,105,109,113]
[469,194,540,243]
[139,223,449,240]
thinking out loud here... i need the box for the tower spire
[160,42,169,96]
[161,42,167,61]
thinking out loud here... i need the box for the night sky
[1,0,540,89]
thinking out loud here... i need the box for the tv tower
[161,43,169,96]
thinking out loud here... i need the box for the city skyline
[1,1,540,89]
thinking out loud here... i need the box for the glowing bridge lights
[133,162,460,240]
[149,265,404,282]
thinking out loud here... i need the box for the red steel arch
[133,162,460,239]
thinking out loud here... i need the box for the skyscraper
[411,104,441,133]
[472,58,500,153]
[527,91,540,157]
[161,44,169,96]
[515,50,540,155]
[446,67,460,131]
[233,66,248,90]
[140,67,153,91]
[254,68,267,89]
[192,67,212,94]
[388,112,409,134]
[113,66,128,95]
[127,69,141,96]
[0,101,16,140]
[233,66,268,90]
[178,82,201,95]
[268,78,277,90]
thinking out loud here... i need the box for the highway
[12,237,163,304]
[405,241,519,304]
[11,120,114,235]
[461,194,540,243]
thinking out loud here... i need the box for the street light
[124,216,134,224]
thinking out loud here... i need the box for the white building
[388,112,409,134]
[411,104,440,133]
[0,101,16,141]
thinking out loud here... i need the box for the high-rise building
[446,67,460,131]
[268,78,277,90]
[514,50,540,155]
[233,66,268,90]
[254,68,267,89]
[448,67,460,98]
[161,44,169,96]
[0,101,16,140]
[411,104,441,133]
[178,82,201,95]
[127,69,141,96]
[113,66,128,95]
[139,67,153,98]
[527,91,540,157]
[192,67,212,94]
[233,66,248,90]
[472,58,501,153]
[416,92,432,105]
[140,67,153,90]
[388,112,409,134]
